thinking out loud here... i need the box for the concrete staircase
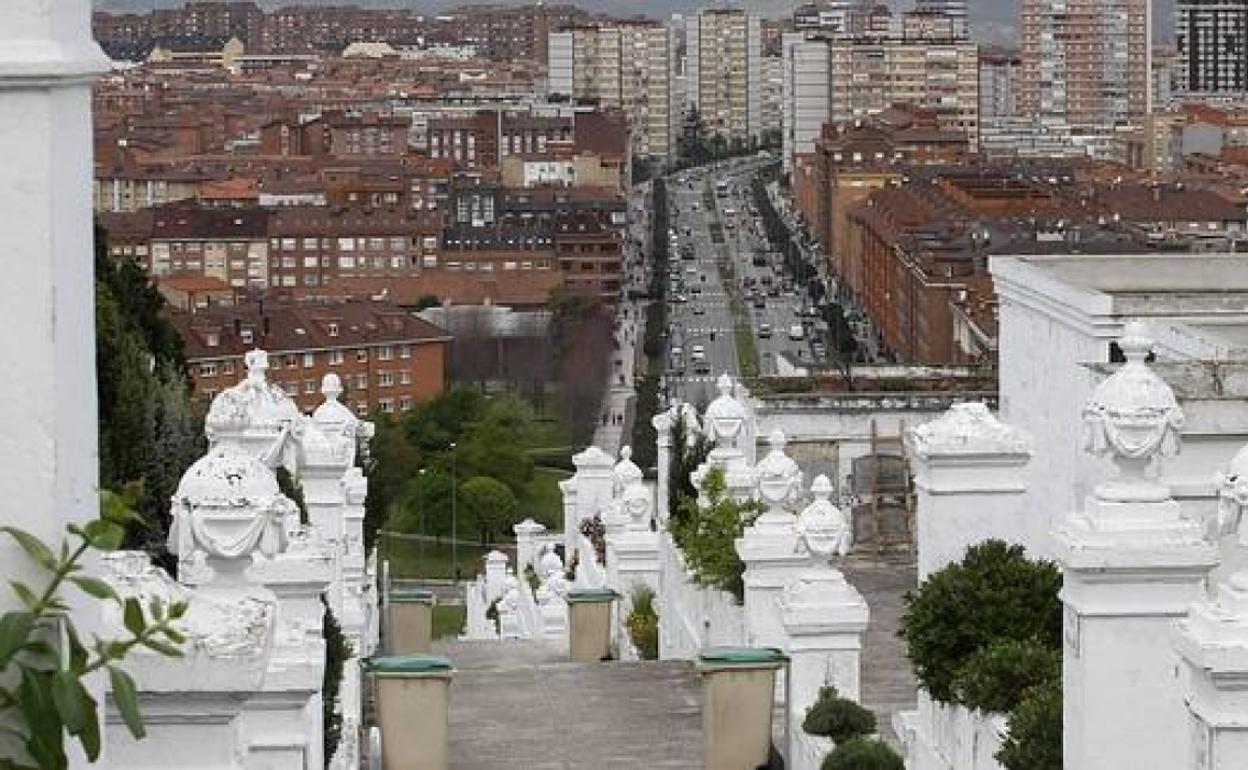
[433,639,702,770]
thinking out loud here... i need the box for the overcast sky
[94,0,1178,46]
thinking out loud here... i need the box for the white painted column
[905,402,1033,580]
[1059,324,1217,770]
[653,412,674,527]
[0,0,108,602]
[0,6,107,768]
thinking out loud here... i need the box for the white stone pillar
[0,7,107,768]
[905,402,1033,580]
[514,518,546,573]
[653,412,674,527]
[484,550,509,601]
[559,476,578,555]
[0,0,108,603]
[1175,442,1248,770]
[1059,323,1217,770]
[737,430,805,650]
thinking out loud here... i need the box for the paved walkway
[843,558,918,744]
[433,639,701,770]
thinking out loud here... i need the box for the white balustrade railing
[657,530,745,660]
[896,695,1007,770]
[463,576,498,639]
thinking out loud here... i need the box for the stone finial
[614,445,643,493]
[168,444,297,585]
[538,544,564,579]
[310,372,368,467]
[205,348,302,460]
[704,373,747,448]
[905,401,1031,461]
[1083,321,1184,502]
[797,475,852,564]
[755,428,801,510]
[321,372,344,401]
[1218,444,1248,590]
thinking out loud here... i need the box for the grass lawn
[432,604,466,640]
[735,324,760,378]
[381,535,510,581]
[521,466,572,530]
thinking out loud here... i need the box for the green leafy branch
[0,489,188,770]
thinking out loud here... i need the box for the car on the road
[753,297,766,310]
[690,345,706,361]
[812,342,827,358]
[788,324,805,341]
[686,266,698,275]
[690,285,702,295]
[694,361,711,375]
[673,294,688,303]
[758,324,772,339]
[693,305,705,315]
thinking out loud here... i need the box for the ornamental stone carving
[797,475,852,564]
[905,401,1031,460]
[168,444,299,584]
[613,446,643,495]
[311,373,375,467]
[756,429,801,511]
[1082,321,1184,503]
[204,349,303,467]
[1218,443,1248,590]
[622,479,654,532]
[705,374,747,449]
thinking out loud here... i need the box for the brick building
[174,298,450,414]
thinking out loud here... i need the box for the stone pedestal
[1176,579,1248,770]
[483,550,509,601]
[1059,497,1215,770]
[1060,323,1218,770]
[514,518,546,573]
[564,446,616,552]
[654,412,674,527]
[738,512,808,650]
[905,402,1033,580]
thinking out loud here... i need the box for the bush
[322,601,353,762]
[900,540,1061,703]
[625,585,660,660]
[996,676,1062,770]
[802,687,877,743]
[821,738,905,770]
[670,466,761,601]
[955,638,1061,714]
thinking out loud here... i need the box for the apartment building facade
[1019,0,1151,129]
[686,8,762,146]
[1176,0,1248,94]
[547,22,675,160]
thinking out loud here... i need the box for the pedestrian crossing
[669,375,719,384]
[677,327,730,336]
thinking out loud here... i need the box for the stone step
[432,639,702,770]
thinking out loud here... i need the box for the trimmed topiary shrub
[955,637,1061,714]
[802,686,877,744]
[900,539,1062,703]
[996,676,1062,770]
[821,738,905,770]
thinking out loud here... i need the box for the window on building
[282,382,297,396]
[338,237,355,251]
[379,398,394,414]
[356,349,368,363]
[303,352,314,368]
[199,362,218,378]
[378,371,393,387]
[399,397,413,412]
[328,323,339,337]
[304,379,317,394]
[222,360,235,376]
[205,332,219,347]
[378,346,393,361]
[329,350,344,365]
[400,370,412,385]
[355,374,368,390]
[399,344,411,359]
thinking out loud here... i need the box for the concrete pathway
[433,639,701,770]
[843,559,919,744]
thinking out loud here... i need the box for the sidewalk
[590,303,640,456]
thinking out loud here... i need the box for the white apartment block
[547,23,675,160]
[686,8,762,146]
[781,32,830,174]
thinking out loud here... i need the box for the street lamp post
[450,442,458,582]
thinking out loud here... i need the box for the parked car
[758,324,772,339]
[788,324,805,341]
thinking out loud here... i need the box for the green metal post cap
[698,647,788,665]
[388,588,435,603]
[566,588,620,603]
[365,654,454,674]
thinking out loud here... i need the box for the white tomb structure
[95,353,380,770]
